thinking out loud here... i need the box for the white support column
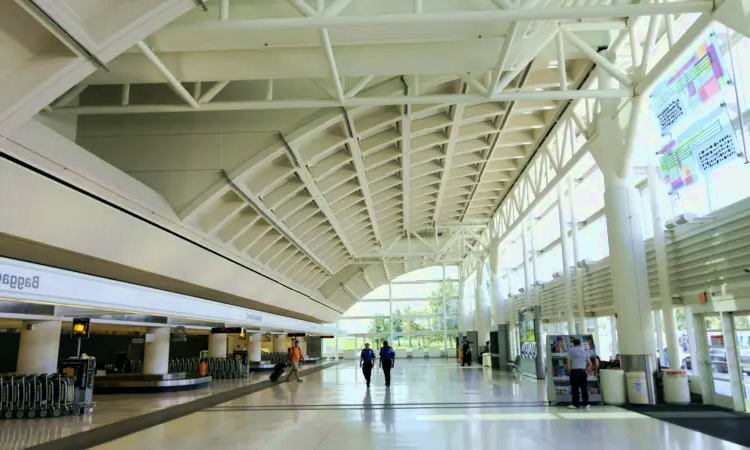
[654,310,664,363]
[610,315,620,355]
[209,333,228,358]
[557,182,576,333]
[521,224,532,307]
[648,164,679,369]
[442,264,448,354]
[592,60,656,403]
[389,281,395,344]
[567,175,586,333]
[143,327,170,375]
[529,217,539,308]
[17,321,61,374]
[489,238,506,326]
[335,324,340,361]
[475,259,491,345]
[458,272,467,336]
[273,334,286,353]
[247,332,262,363]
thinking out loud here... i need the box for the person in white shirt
[567,339,593,410]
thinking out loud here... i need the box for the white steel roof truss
[285,205,320,229]
[250,233,283,258]
[311,152,352,180]
[263,178,306,210]
[411,147,445,166]
[370,176,402,195]
[317,167,358,193]
[366,162,402,183]
[235,223,272,253]
[332,191,365,212]
[326,181,362,204]
[225,212,263,246]
[283,138,358,258]
[263,242,293,265]
[410,161,444,178]
[372,188,402,204]
[206,201,248,237]
[364,146,401,169]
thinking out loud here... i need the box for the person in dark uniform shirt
[360,342,376,388]
[379,340,396,387]
[461,338,472,366]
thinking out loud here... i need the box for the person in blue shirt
[360,343,376,388]
[379,340,396,387]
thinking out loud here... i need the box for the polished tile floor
[86,360,744,450]
[0,374,270,449]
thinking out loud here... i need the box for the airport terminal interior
[3,0,750,448]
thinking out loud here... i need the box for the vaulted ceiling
[39,0,645,312]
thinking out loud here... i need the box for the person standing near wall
[379,340,395,387]
[567,339,592,410]
[360,342,376,388]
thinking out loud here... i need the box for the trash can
[662,369,690,405]
[626,371,649,405]
[600,369,626,405]
[482,353,492,367]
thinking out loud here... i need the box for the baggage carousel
[94,372,212,394]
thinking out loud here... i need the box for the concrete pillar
[17,321,61,374]
[474,260,491,345]
[247,332,262,362]
[208,333,228,358]
[272,334,286,353]
[143,327,170,375]
[591,56,656,403]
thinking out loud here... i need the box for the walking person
[360,342,376,388]
[461,338,472,366]
[379,340,396,387]
[567,339,592,410]
[285,340,304,382]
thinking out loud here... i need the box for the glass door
[732,313,750,411]
[705,314,733,408]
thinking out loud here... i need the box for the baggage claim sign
[0,269,40,291]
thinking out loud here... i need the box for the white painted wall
[0,156,339,323]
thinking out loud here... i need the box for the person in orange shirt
[286,340,304,382]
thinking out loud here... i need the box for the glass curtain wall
[338,266,460,351]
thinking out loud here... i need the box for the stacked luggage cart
[0,373,94,419]
[127,357,247,379]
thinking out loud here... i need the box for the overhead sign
[211,327,243,334]
[287,332,306,337]
[0,257,340,336]
[320,335,335,339]
[658,107,740,193]
[650,32,730,136]
[72,318,91,338]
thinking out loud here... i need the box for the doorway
[703,314,734,409]
[732,313,750,411]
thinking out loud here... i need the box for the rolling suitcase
[269,363,287,382]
